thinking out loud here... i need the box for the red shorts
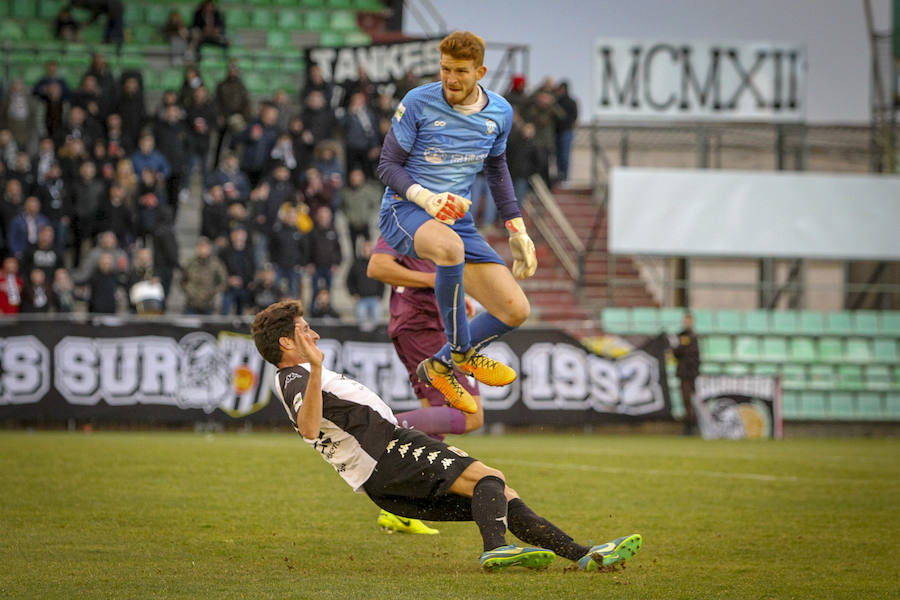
[391,328,480,407]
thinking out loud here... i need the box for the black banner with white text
[0,319,672,426]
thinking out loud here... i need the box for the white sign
[610,167,900,260]
[592,39,807,122]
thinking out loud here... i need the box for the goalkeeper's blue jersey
[381,81,513,207]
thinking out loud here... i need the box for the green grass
[1,432,897,599]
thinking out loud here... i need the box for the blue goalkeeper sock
[434,262,469,357]
[436,311,514,362]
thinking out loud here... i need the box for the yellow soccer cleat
[451,348,517,387]
[416,358,478,414]
[377,510,439,535]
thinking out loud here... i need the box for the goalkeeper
[376,30,537,414]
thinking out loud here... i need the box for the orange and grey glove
[407,184,471,225]
[505,217,537,279]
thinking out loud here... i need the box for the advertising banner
[0,319,673,427]
[694,375,783,439]
[592,39,807,122]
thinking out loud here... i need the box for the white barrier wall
[609,167,900,260]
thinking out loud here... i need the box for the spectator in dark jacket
[153,104,189,219]
[131,133,171,183]
[268,204,308,298]
[248,264,282,314]
[506,121,542,207]
[97,183,135,249]
[345,240,384,331]
[201,184,230,246]
[214,61,250,165]
[115,75,146,152]
[103,113,132,159]
[185,85,218,182]
[70,161,106,266]
[21,225,63,281]
[554,81,578,186]
[238,103,280,186]
[673,312,702,435]
[190,0,229,61]
[152,206,180,304]
[300,91,336,147]
[20,267,59,313]
[341,92,381,178]
[85,252,122,313]
[307,206,341,307]
[219,227,254,315]
[36,163,71,254]
[7,196,51,259]
[208,151,250,204]
[70,1,124,49]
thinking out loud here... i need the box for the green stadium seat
[781,364,806,389]
[131,24,158,44]
[864,365,891,390]
[882,312,900,336]
[252,9,277,29]
[354,0,386,9]
[330,10,358,31]
[700,362,723,375]
[319,30,345,47]
[798,311,825,335]
[800,391,827,419]
[278,9,304,29]
[714,310,742,334]
[660,308,685,332]
[11,0,34,18]
[781,391,802,419]
[300,0,325,7]
[742,310,770,334]
[80,24,104,43]
[872,339,897,363]
[856,392,884,419]
[852,311,881,336]
[771,311,798,335]
[328,0,355,8]
[305,10,329,30]
[808,364,834,389]
[753,364,779,377]
[734,336,760,361]
[825,312,854,336]
[836,365,864,390]
[267,30,292,50]
[789,337,817,363]
[631,307,660,334]
[124,4,143,24]
[689,309,712,334]
[887,393,900,418]
[761,336,788,361]
[817,337,843,362]
[827,392,855,418]
[159,69,183,90]
[601,308,630,333]
[227,8,252,29]
[342,30,372,46]
[703,336,732,362]
[844,338,872,362]
[38,0,64,20]
[0,21,25,41]
[724,363,751,376]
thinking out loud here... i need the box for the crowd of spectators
[0,22,578,324]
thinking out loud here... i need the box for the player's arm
[484,153,538,279]
[376,129,470,225]
[367,252,436,288]
[296,331,324,440]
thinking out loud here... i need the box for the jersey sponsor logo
[449,152,488,164]
[423,147,446,164]
[485,119,497,135]
[394,102,405,121]
[433,120,446,127]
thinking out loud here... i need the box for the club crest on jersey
[394,102,405,121]
[485,119,497,135]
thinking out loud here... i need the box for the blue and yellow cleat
[577,534,642,571]
[480,544,556,572]
[377,510,439,535]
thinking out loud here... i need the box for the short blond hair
[438,31,485,67]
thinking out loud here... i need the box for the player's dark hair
[251,300,304,365]
[438,31,485,66]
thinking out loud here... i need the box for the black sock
[507,498,590,561]
[471,475,508,552]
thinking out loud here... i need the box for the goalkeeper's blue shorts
[379,198,505,265]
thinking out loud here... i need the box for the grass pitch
[1,431,897,599]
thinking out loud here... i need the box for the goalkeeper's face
[440,55,487,106]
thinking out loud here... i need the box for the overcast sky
[404,0,894,123]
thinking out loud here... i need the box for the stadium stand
[602,307,900,421]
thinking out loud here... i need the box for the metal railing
[523,174,586,290]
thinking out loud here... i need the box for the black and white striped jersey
[274,363,399,492]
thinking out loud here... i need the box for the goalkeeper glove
[505,217,537,279]
[407,184,471,225]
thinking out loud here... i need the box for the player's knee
[504,486,520,501]
[505,296,531,327]
[479,467,505,484]
[429,235,465,265]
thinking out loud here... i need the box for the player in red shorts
[366,235,484,533]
